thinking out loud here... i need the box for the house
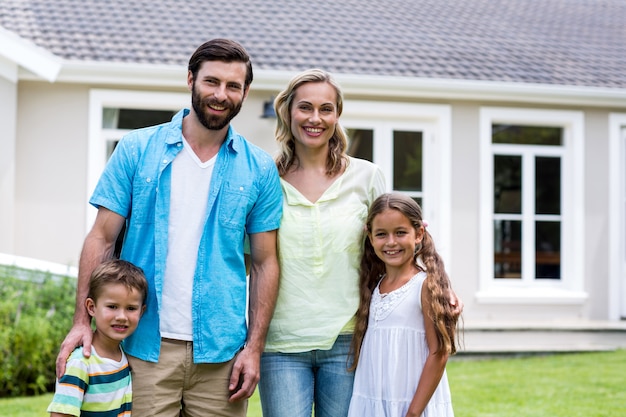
[1,0,625,351]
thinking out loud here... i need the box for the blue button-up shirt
[90,109,282,363]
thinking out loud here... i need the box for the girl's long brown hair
[349,193,460,370]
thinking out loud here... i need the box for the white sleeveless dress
[348,271,454,417]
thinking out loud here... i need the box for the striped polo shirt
[47,346,132,416]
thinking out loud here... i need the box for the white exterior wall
[7,78,625,323]
[584,110,611,320]
[0,75,17,255]
[449,103,482,319]
[15,82,89,266]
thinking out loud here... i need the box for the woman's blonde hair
[274,68,349,176]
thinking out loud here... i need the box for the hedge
[0,266,75,397]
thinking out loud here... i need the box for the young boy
[48,259,148,417]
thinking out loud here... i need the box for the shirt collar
[168,108,241,153]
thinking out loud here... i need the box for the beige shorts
[127,338,247,417]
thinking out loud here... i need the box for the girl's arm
[405,280,450,417]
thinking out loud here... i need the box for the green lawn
[0,389,263,417]
[449,350,626,416]
[3,350,625,417]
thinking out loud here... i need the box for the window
[346,128,424,206]
[87,90,189,231]
[103,108,176,156]
[342,101,452,263]
[492,125,563,280]
[393,130,424,206]
[478,108,586,303]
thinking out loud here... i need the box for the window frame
[341,101,452,266]
[477,107,586,304]
[87,89,189,230]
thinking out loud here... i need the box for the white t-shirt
[160,138,216,340]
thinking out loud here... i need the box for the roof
[1,0,625,89]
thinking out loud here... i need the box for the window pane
[492,124,562,145]
[536,221,561,279]
[102,108,119,129]
[393,131,422,191]
[346,129,373,162]
[494,220,521,279]
[103,108,176,130]
[106,140,119,159]
[494,155,521,214]
[536,157,561,215]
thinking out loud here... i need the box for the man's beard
[191,83,243,131]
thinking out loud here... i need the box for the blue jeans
[259,334,355,417]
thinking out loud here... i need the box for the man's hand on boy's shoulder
[56,323,94,377]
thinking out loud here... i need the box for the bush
[0,267,75,397]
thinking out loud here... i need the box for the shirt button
[146,178,151,183]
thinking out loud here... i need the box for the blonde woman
[258,69,386,417]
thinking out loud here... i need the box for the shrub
[0,267,75,397]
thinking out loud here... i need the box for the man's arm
[228,229,279,402]
[55,207,125,377]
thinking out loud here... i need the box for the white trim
[13,61,626,108]
[478,107,586,304]
[475,288,588,305]
[46,60,186,88]
[336,73,626,108]
[0,252,77,277]
[0,26,62,82]
[86,89,190,231]
[0,54,18,83]
[609,113,626,319]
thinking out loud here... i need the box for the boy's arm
[228,229,279,402]
[405,280,450,417]
[55,207,125,377]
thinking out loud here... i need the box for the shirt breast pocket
[131,177,157,224]
[217,184,254,229]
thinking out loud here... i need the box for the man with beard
[55,39,283,417]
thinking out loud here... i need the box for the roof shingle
[1,0,625,88]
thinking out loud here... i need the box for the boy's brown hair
[87,259,148,305]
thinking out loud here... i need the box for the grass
[448,350,626,417]
[0,389,263,417]
[2,350,624,417]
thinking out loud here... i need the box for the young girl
[348,193,459,417]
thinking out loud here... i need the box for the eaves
[11,55,626,110]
